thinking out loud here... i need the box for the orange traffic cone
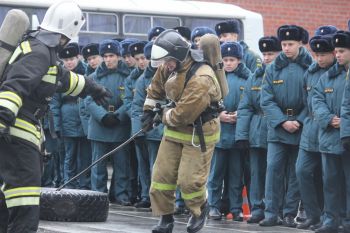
[242,186,251,220]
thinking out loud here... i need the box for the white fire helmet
[40,0,85,39]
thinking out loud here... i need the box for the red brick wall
[200,0,350,37]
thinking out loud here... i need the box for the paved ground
[39,204,312,233]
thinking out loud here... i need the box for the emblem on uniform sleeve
[324,88,333,93]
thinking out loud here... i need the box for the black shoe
[186,202,208,233]
[282,215,297,228]
[232,212,243,222]
[208,207,221,220]
[247,215,264,224]
[297,218,320,229]
[311,222,323,231]
[259,217,281,227]
[113,199,132,206]
[152,214,174,233]
[315,225,339,233]
[134,199,151,208]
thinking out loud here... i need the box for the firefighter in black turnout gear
[0,1,111,232]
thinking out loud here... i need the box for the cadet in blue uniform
[124,41,151,208]
[53,43,92,189]
[235,36,281,223]
[207,42,251,221]
[0,2,111,231]
[260,25,313,227]
[215,19,262,72]
[85,39,132,205]
[313,31,350,233]
[190,26,215,49]
[120,38,139,72]
[82,43,102,76]
[295,26,337,230]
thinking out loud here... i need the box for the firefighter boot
[186,202,209,233]
[151,214,174,233]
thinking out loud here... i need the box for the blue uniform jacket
[131,64,164,141]
[85,61,131,142]
[50,61,86,137]
[239,41,262,73]
[124,67,144,119]
[216,63,251,149]
[300,61,335,152]
[341,70,350,139]
[236,64,267,149]
[260,47,313,145]
[312,63,347,155]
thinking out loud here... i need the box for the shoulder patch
[251,86,261,91]
[324,88,333,93]
[273,79,284,84]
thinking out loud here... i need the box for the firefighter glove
[141,110,155,132]
[342,137,350,151]
[101,113,120,127]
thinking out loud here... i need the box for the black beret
[59,42,79,59]
[120,38,139,56]
[221,41,243,59]
[277,25,309,44]
[148,26,166,41]
[315,25,338,36]
[174,26,191,41]
[258,36,282,52]
[129,41,147,57]
[215,20,240,36]
[82,43,99,60]
[332,30,350,49]
[309,35,334,53]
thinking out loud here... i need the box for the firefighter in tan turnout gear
[0,1,111,232]
[142,29,222,233]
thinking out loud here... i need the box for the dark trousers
[0,138,41,233]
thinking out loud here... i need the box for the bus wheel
[40,188,109,222]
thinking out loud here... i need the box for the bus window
[123,14,151,36]
[88,12,118,33]
[153,16,181,29]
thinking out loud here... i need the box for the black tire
[40,188,109,222]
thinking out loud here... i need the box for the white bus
[0,0,263,52]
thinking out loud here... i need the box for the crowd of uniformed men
[25,18,350,232]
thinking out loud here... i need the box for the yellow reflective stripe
[4,187,41,199]
[70,74,85,96]
[8,46,23,64]
[151,182,177,191]
[9,127,41,147]
[0,91,22,107]
[6,196,40,208]
[20,41,31,54]
[14,118,40,138]
[9,118,42,147]
[47,66,58,75]
[0,99,19,115]
[0,122,5,128]
[181,188,206,200]
[164,127,220,144]
[65,72,84,96]
[42,75,56,84]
